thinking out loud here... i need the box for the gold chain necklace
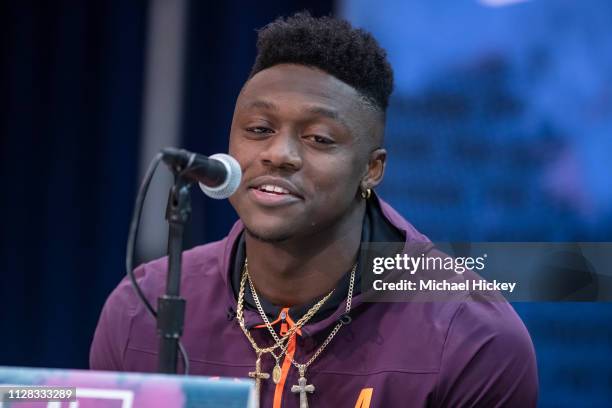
[235,260,335,407]
[248,262,357,408]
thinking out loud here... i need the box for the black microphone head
[161,147,193,168]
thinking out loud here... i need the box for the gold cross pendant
[248,354,270,408]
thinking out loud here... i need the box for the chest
[124,322,440,408]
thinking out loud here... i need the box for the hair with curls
[249,12,394,112]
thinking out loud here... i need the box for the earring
[361,188,372,200]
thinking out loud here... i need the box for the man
[91,12,538,407]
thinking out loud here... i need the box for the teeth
[259,184,290,194]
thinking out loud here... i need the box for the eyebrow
[248,100,279,111]
[246,99,349,128]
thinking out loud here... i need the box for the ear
[361,148,387,191]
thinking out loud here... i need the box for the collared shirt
[90,195,538,408]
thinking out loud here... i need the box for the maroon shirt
[90,197,538,407]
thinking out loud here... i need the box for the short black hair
[249,12,394,112]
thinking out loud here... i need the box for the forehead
[237,64,364,120]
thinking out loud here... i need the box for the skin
[228,63,387,306]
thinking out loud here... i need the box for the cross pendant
[248,356,270,408]
[291,375,315,408]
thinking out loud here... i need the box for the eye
[246,126,274,135]
[307,135,335,145]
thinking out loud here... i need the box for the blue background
[0,1,610,406]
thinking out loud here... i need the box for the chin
[240,208,305,243]
[245,226,293,243]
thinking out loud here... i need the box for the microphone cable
[125,152,190,375]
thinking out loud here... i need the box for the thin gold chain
[249,262,357,374]
[245,263,336,350]
[236,271,279,354]
[235,260,335,357]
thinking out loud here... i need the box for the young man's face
[228,63,384,242]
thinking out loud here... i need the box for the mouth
[254,184,293,195]
[247,178,303,207]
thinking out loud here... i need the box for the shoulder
[432,294,538,406]
[89,235,234,371]
[443,295,535,366]
[110,237,231,315]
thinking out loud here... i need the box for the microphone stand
[157,172,191,374]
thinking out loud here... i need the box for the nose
[260,132,302,171]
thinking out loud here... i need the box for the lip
[248,177,303,197]
[246,176,303,207]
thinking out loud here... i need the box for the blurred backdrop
[1,1,610,407]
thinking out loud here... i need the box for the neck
[244,202,365,307]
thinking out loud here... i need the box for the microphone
[161,147,242,199]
